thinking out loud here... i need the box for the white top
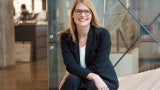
[79,45,86,68]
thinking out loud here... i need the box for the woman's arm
[59,72,70,90]
[87,73,109,90]
[86,28,115,90]
[92,28,119,89]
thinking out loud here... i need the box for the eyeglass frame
[74,9,92,16]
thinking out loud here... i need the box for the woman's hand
[93,75,109,90]
[87,73,109,90]
[59,72,70,90]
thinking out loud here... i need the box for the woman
[58,0,119,90]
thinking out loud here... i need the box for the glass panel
[137,0,160,72]
[34,0,42,13]
[48,0,74,89]
[95,0,160,75]
[151,14,160,41]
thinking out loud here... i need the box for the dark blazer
[60,25,119,90]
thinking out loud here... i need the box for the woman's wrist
[87,73,99,81]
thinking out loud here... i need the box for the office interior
[0,0,160,90]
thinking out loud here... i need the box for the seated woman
[58,0,119,90]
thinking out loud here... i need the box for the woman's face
[73,3,92,27]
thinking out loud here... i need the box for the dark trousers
[60,75,97,90]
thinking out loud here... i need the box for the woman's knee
[65,75,81,84]
[60,75,81,90]
[87,81,97,90]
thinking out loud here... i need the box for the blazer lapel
[85,26,94,64]
[74,31,80,64]
[73,26,94,65]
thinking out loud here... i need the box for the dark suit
[60,25,119,90]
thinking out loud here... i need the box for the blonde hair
[58,0,100,43]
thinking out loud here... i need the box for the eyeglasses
[74,9,91,16]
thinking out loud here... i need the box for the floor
[0,58,160,90]
[119,68,160,90]
[0,60,48,90]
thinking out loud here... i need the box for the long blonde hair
[58,0,100,43]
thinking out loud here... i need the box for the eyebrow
[74,9,90,10]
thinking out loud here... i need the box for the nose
[80,12,86,16]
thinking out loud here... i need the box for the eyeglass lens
[74,9,91,15]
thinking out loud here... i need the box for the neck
[77,25,90,47]
[77,25,90,38]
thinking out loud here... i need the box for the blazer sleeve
[93,29,119,89]
[94,29,112,68]
[60,34,91,79]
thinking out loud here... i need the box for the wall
[0,0,15,67]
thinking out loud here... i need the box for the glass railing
[104,0,160,76]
